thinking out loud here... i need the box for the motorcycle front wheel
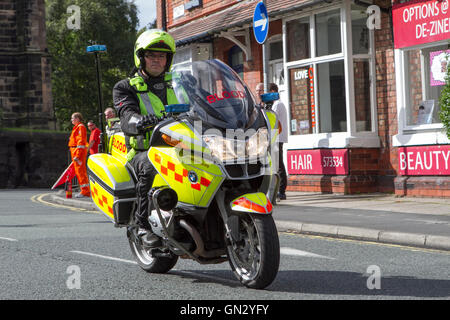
[226,213,280,289]
[127,228,178,273]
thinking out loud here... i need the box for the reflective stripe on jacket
[126,73,180,161]
[68,123,88,159]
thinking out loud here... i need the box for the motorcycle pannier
[87,154,136,226]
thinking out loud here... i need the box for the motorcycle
[87,59,280,289]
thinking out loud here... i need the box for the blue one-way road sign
[253,2,269,44]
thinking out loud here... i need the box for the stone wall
[0,130,69,188]
[0,0,65,189]
[0,0,54,130]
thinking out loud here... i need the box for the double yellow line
[30,193,99,214]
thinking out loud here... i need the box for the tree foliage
[45,0,138,130]
[439,56,450,139]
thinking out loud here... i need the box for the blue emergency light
[86,45,107,53]
[164,104,190,114]
[261,92,279,103]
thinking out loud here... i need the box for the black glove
[136,114,159,132]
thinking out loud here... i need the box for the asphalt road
[0,190,449,302]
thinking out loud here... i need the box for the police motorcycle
[87,59,280,289]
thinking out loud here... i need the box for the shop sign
[398,145,450,175]
[287,149,348,175]
[392,0,450,49]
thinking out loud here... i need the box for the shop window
[270,41,283,61]
[353,59,371,131]
[228,45,244,78]
[285,2,375,138]
[269,38,285,87]
[403,44,449,126]
[315,9,342,57]
[351,5,369,55]
[289,66,314,135]
[318,60,346,133]
[286,16,310,62]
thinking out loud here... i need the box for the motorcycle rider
[112,29,179,247]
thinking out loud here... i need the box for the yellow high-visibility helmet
[134,29,176,72]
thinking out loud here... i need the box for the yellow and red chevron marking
[153,153,211,191]
[232,196,273,214]
[91,184,113,216]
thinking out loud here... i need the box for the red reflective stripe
[233,197,267,213]
[200,177,210,187]
[167,161,175,171]
[191,183,201,191]
[266,199,273,212]
[175,172,183,183]
[155,154,161,164]
[251,201,266,213]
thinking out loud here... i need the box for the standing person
[68,112,91,198]
[255,82,264,105]
[113,29,181,247]
[269,83,288,200]
[104,107,120,124]
[104,107,120,136]
[87,120,101,155]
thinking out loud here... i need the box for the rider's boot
[136,196,162,248]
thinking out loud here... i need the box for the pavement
[45,190,450,251]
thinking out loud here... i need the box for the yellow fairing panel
[160,121,209,154]
[89,178,115,222]
[109,132,128,165]
[148,147,224,207]
[265,110,279,145]
[87,153,133,190]
[231,192,273,214]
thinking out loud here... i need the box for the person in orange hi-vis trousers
[68,112,91,198]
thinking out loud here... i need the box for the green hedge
[439,62,450,139]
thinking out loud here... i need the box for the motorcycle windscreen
[171,59,261,130]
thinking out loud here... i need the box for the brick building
[157,0,450,197]
[0,0,67,188]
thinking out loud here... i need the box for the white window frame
[282,0,379,149]
[393,40,450,147]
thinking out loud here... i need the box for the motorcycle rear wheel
[127,229,178,273]
[226,213,280,289]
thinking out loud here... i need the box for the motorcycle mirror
[261,92,279,103]
[165,104,190,114]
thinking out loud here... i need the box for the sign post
[253,1,270,91]
[87,44,107,152]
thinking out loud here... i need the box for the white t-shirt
[272,99,288,143]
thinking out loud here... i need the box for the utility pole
[262,0,269,92]
[87,44,107,152]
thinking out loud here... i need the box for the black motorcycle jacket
[113,69,168,137]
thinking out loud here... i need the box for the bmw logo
[188,171,198,183]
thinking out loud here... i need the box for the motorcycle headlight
[203,128,269,162]
[247,128,269,158]
[203,135,245,162]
